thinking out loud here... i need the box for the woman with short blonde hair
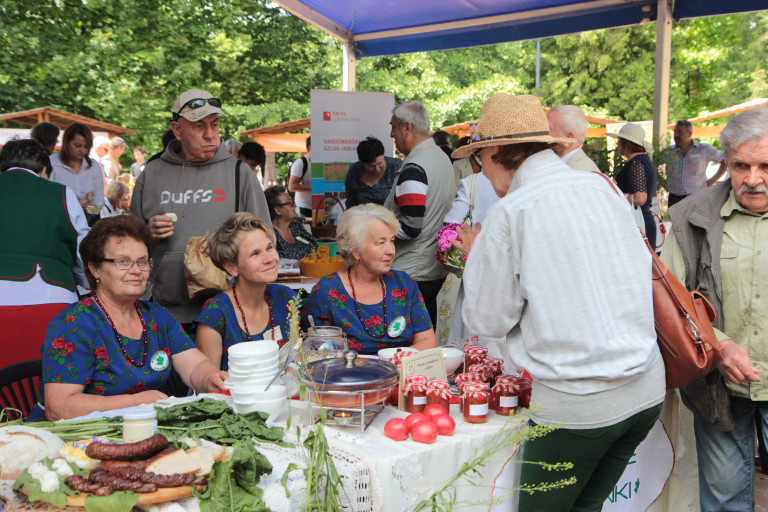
[195,213,298,370]
[306,204,436,354]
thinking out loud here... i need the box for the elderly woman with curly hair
[40,215,228,421]
[305,204,436,354]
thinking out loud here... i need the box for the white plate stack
[226,341,287,419]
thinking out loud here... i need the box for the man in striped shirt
[384,101,454,326]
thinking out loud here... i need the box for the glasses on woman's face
[102,258,153,271]
[471,149,483,169]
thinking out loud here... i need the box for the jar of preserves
[463,345,488,371]
[462,383,489,424]
[518,378,532,409]
[459,381,489,415]
[468,363,491,383]
[485,358,505,381]
[403,374,428,413]
[426,380,451,411]
[492,376,519,416]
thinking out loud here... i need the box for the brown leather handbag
[596,172,723,388]
[645,237,722,388]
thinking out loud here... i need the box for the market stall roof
[273,0,766,58]
[0,107,133,137]
[662,98,768,139]
[240,118,311,153]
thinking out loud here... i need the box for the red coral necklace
[92,294,148,367]
[232,282,274,341]
[348,267,387,339]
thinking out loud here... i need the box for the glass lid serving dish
[300,351,399,408]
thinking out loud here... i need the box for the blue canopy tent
[273,0,766,139]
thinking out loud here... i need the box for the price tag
[397,348,446,411]
[262,326,284,344]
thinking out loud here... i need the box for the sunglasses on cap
[172,97,222,121]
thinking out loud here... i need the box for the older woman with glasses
[264,185,318,260]
[40,215,228,421]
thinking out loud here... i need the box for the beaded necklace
[92,294,148,367]
[347,267,387,339]
[232,282,275,341]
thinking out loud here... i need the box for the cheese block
[0,426,66,479]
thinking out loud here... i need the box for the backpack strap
[235,160,242,212]
[299,156,309,181]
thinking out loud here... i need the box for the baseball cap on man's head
[172,88,224,122]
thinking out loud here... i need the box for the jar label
[499,396,518,408]
[469,403,489,416]
[413,396,427,405]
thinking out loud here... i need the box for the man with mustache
[661,105,768,511]
[663,119,728,208]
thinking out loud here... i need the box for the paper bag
[184,233,227,298]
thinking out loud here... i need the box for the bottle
[122,409,158,443]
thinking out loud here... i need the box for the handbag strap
[466,172,478,225]
[235,159,242,212]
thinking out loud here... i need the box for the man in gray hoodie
[131,88,271,327]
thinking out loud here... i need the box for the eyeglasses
[277,201,295,207]
[102,258,153,271]
[471,149,483,169]
[173,97,222,120]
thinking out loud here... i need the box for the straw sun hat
[452,94,575,159]
[606,123,654,155]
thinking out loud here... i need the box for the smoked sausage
[85,433,169,461]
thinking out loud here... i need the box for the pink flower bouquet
[435,223,468,277]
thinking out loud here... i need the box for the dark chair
[0,359,42,421]
[162,368,189,398]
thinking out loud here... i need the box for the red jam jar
[459,381,489,414]
[425,380,451,411]
[403,374,428,413]
[462,383,489,424]
[485,358,505,381]
[517,378,532,409]
[463,345,488,372]
[492,376,519,416]
[468,363,491,383]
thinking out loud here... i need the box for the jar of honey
[425,380,451,411]
[403,374,428,413]
[462,383,489,424]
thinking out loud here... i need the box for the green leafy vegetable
[196,440,273,512]
[157,398,287,446]
[12,458,86,508]
[84,491,138,512]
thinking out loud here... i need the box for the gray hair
[93,135,110,151]
[675,119,693,132]
[336,204,400,266]
[550,105,588,144]
[104,180,129,204]
[720,105,768,162]
[392,101,431,136]
[224,139,243,154]
[208,212,276,273]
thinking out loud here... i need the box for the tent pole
[343,41,357,92]
[653,0,673,146]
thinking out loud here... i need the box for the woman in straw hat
[453,94,665,512]
[607,123,658,249]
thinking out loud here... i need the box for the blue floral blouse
[41,298,193,401]
[194,284,299,370]
[306,270,432,354]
